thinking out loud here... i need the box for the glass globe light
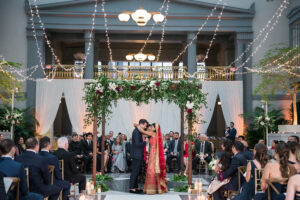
[134,53,147,62]
[131,8,151,26]
[125,54,134,61]
[153,13,165,23]
[147,55,155,61]
[118,13,130,22]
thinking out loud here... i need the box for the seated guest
[81,132,93,173]
[163,134,170,160]
[238,135,245,142]
[285,148,300,200]
[193,134,212,174]
[14,137,61,200]
[54,137,86,193]
[16,137,25,155]
[289,135,300,143]
[240,140,253,160]
[183,137,195,176]
[125,138,132,171]
[225,122,237,143]
[214,139,233,173]
[0,134,4,142]
[0,171,7,200]
[69,133,85,169]
[0,139,43,200]
[258,139,265,144]
[253,142,297,200]
[97,135,110,172]
[39,137,70,200]
[169,131,174,141]
[232,143,268,200]
[288,141,300,170]
[212,141,247,200]
[112,136,127,172]
[167,132,181,172]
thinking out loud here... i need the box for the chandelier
[118,7,165,26]
[126,53,156,62]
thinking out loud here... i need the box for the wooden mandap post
[180,106,185,173]
[188,118,193,185]
[92,114,98,185]
[101,112,106,175]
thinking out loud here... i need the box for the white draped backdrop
[36,80,243,137]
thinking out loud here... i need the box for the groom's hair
[139,119,148,125]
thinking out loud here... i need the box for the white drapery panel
[36,80,63,135]
[36,80,243,137]
[195,81,244,135]
[217,81,244,135]
[63,80,92,134]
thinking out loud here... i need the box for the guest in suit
[212,141,247,200]
[0,134,4,142]
[81,132,94,173]
[163,134,171,160]
[39,137,70,200]
[14,137,61,200]
[193,134,212,173]
[167,132,181,172]
[129,119,148,193]
[240,140,253,161]
[54,137,86,192]
[0,139,43,200]
[226,122,237,143]
[16,137,25,156]
[69,133,85,171]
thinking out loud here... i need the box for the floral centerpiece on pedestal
[2,109,23,126]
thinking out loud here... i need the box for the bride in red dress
[137,123,168,194]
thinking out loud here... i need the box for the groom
[129,119,148,193]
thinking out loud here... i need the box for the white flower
[186,101,194,109]
[265,117,270,121]
[149,81,156,88]
[108,82,117,91]
[12,120,15,125]
[95,85,103,93]
[260,121,265,126]
[188,94,194,99]
[258,116,263,120]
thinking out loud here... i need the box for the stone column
[187,32,197,78]
[84,30,95,79]
[235,32,253,114]
[26,29,45,109]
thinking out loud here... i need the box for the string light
[202,2,225,63]
[155,0,170,62]
[101,0,113,64]
[171,0,223,65]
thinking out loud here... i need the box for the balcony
[44,65,235,81]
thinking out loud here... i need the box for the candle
[91,184,94,191]
[188,186,191,194]
[98,186,101,194]
[79,195,86,200]
[195,181,198,190]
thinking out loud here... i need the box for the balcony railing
[44,65,235,81]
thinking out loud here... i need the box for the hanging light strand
[203,3,225,63]
[101,0,113,64]
[171,0,223,65]
[155,0,170,62]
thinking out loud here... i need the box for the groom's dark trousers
[129,128,146,189]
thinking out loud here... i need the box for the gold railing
[44,65,235,81]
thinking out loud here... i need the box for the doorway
[53,96,72,137]
[207,97,226,138]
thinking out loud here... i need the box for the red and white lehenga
[144,124,168,194]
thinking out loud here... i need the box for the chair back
[58,160,64,180]
[24,168,29,191]
[209,141,215,157]
[254,168,263,194]
[238,166,247,190]
[266,178,288,200]
[48,165,55,184]
[7,177,20,200]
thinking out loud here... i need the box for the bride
[137,123,168,194]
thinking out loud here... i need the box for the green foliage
[94,182,110,192]
[170,174,188,182]
[0,107,37,141]
[242,106,287,148]
[174,184,189,192]
[95,174,113,182]
[0,59,23,105]
[84,76,207,131]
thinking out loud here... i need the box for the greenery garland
[84,76,207,130]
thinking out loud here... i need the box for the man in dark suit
[226,122,237,143]
[54,137,86,193]
[0,139,43,200]
[213,141,247,200]
[129,119,148,193]
[69,133,85,171]
[125,138,132,171]
[81,132,93,173]
[0,172,7,200]
[167,132,181,172]
[193,134,212,173]
[39,137,70,200]
[14,137,61,200]
[240,140,253,160]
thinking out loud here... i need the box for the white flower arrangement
[108,82,117,91]
[186,101,194,109]
[208,159,217,171]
